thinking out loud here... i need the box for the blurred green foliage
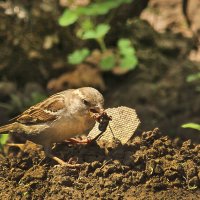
[0,134,9,150]
[186,71,200,92]
[186,72,200,82]
[182,123,200,131]
[68,48,90,65]
[100,55,116,71]
[60,0,138,72]
[185,70,200,127]
[81,23,110,40]
[118,39,138,70]
[82,23,110,51]
[59,0,132,26]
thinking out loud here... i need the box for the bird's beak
[90,105,104,114]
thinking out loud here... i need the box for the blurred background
[0,0,200,140]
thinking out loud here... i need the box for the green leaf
[82,30,97,40]
[117,38,138,70]
[181,123,200,131]
[82,24,110,40]
[96,24,110,38]
[81,19,94,32]
[118,38,132,49]
[68,48,90,65]
[58,0,132,26]
[0,134,9,146]
[100,55,116,71]
[118,39,136,55]
[80,0,132,16]
[77,19,94,38]
[84,3,110,15]
[186,72,200,82]
[58,10,78,26]
[121,47,135,56]
[120,56,138,70]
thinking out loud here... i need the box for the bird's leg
[6,143,25,151]
[44,146,81,167]
[47,153,67,166]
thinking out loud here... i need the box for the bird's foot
[65,137,92,144]
[49,154,81,167]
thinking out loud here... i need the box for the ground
[0,128,200,199]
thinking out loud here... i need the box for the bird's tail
[0,123,17,134]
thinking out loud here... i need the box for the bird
[0,87,104,166]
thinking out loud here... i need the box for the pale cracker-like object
[88,106,140,144]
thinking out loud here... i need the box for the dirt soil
[0,128,200,199]
[0,0,200,139]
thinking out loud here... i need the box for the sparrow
[0,87,104,166]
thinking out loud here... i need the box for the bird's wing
[11,93,67,124]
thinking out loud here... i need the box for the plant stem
[97,37,106,52]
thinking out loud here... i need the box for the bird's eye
[83,99,90,106]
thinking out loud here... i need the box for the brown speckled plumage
[0,87,104,165]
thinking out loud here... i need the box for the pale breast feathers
[11,94,66,124]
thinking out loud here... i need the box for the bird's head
[72,87,104,116]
